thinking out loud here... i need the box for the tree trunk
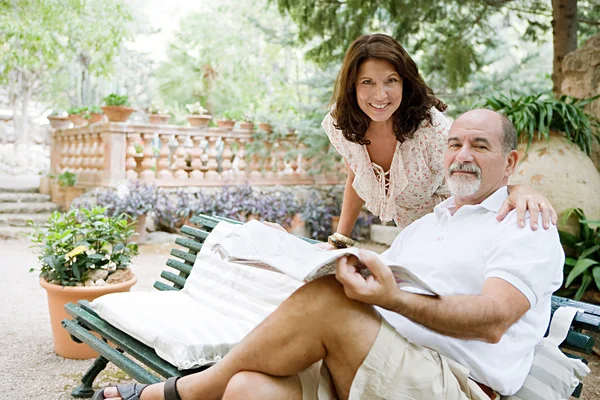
[552,0,578,96]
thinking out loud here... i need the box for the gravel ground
[1,236,598,399]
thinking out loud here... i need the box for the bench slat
[563,330,595,354]
[170,248,197,264]
[161,270,187,288]
[154,281,178,291]
[166,259,193,275]
[190,214,223,229]
[175,237,203,253]
[180,225,210,241]
[65,302,182,379]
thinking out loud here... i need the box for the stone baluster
[139,133,156,182]
[204,135,220,180]
[68,134,78,171]
[61,135,72,172]
[294,142,306,177]
[173,134,189,180]
[73,134,84,174]
[156,133,172,180]
[100,130,127,186]
[189,135,204,180]
[125,133,140,180]
[263,141,276,180]
[235,136,247,180]
[248,136,262,181]
[78,133,91,183]
[221,135,234,180]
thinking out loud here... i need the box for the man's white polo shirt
[376,186,564,395]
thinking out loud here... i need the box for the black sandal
[92,376,181,400]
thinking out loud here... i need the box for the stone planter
[67,114,88,127]
[63,186,85,210]
[40,275,137,359]
[131,214,148,244]
[187,115,212,128]
[101,106,135,122]
[216,119,235,130]
[508,131,600,235]
[89,113,104,124]
[149,114,171,125]
[239,121,254,131]
[47,116,71,130]
[50,183,65,207]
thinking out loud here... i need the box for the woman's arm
[335,165,364,237]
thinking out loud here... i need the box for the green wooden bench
[62,214,600,398]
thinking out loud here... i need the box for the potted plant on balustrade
[147,104,171,125]
[67,107,89,127]
[101,93,135,122]
[483,93,600,234]
[28,206,139,359]
[83,105,104,124]
[185,101,212,128]
[47,110,70,129]
[96,181,158,244]
[238,110,255,131]
[216,109,241,130]
[58,170,85,210]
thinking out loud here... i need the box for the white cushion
[92,221,302,369]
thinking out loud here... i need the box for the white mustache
[449,162,481,178]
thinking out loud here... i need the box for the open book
[211,220,439,296]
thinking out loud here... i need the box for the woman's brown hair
[331,33,447,145]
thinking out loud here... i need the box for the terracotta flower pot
[40,275,137,359]
[89,113,104,124]
[131,214,147,244]
[258,123,272,133]
[187,115,212,128]
[67,114,88,127]
[47,116,71,130]
[101,106,135,122]
[239,121,254,131]
[149,114,171,125]
[63,186,85,210]
[216,119,235,130]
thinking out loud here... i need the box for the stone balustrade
[50,122,344,188]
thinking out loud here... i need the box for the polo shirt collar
[434,186,509,219]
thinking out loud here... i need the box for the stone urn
[187,114,212,128]
[508,131,600,234]
[101,106,135,122]
[40,274,137,359]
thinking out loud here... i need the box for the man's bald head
[453,109,517,155]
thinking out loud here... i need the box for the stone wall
[562,33,600,171]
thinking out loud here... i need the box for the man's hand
[335,250,399,309]
[498,185,557,230]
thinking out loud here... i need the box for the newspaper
[211,220,439,296]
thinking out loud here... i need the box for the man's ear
[505,149,519,177]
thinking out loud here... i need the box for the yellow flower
[66,245,88,259]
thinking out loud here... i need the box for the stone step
[0,226,34,240]
[0,192,51,203]
[0,213,52,227]
[0,202,60,214]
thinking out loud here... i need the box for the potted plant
[185,101,212,127]
[67,107,89,127]
[47,111,70,129]
[57,171,85,210]
[216,110,239,130]
[96,181,157,244]
[483,93,600,233]
[101,93,135,122]
[85,105,104,124]
[239,111,255,130]
[29,206,139,359]
[147,104,171,125]
[557,208,600,303]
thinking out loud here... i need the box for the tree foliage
[271,0,598,90]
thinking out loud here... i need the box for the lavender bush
[96,181,158,219]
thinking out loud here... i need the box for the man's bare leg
[223,372,302,400]
[102,275,380,400]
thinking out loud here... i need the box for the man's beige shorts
[298,318,496,400]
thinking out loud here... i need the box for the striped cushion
[502,338,590,400]
[92,221,302,369]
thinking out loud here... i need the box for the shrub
[103,93,130,107]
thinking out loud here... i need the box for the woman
[322,33,555,248]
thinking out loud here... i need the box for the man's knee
[223,371,302,400]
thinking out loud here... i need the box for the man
[97,109,563,400]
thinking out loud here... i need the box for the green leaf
[566,258,599,288]
[593,267,600,291]
[580,245,600,259]
[575,273,592,301]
